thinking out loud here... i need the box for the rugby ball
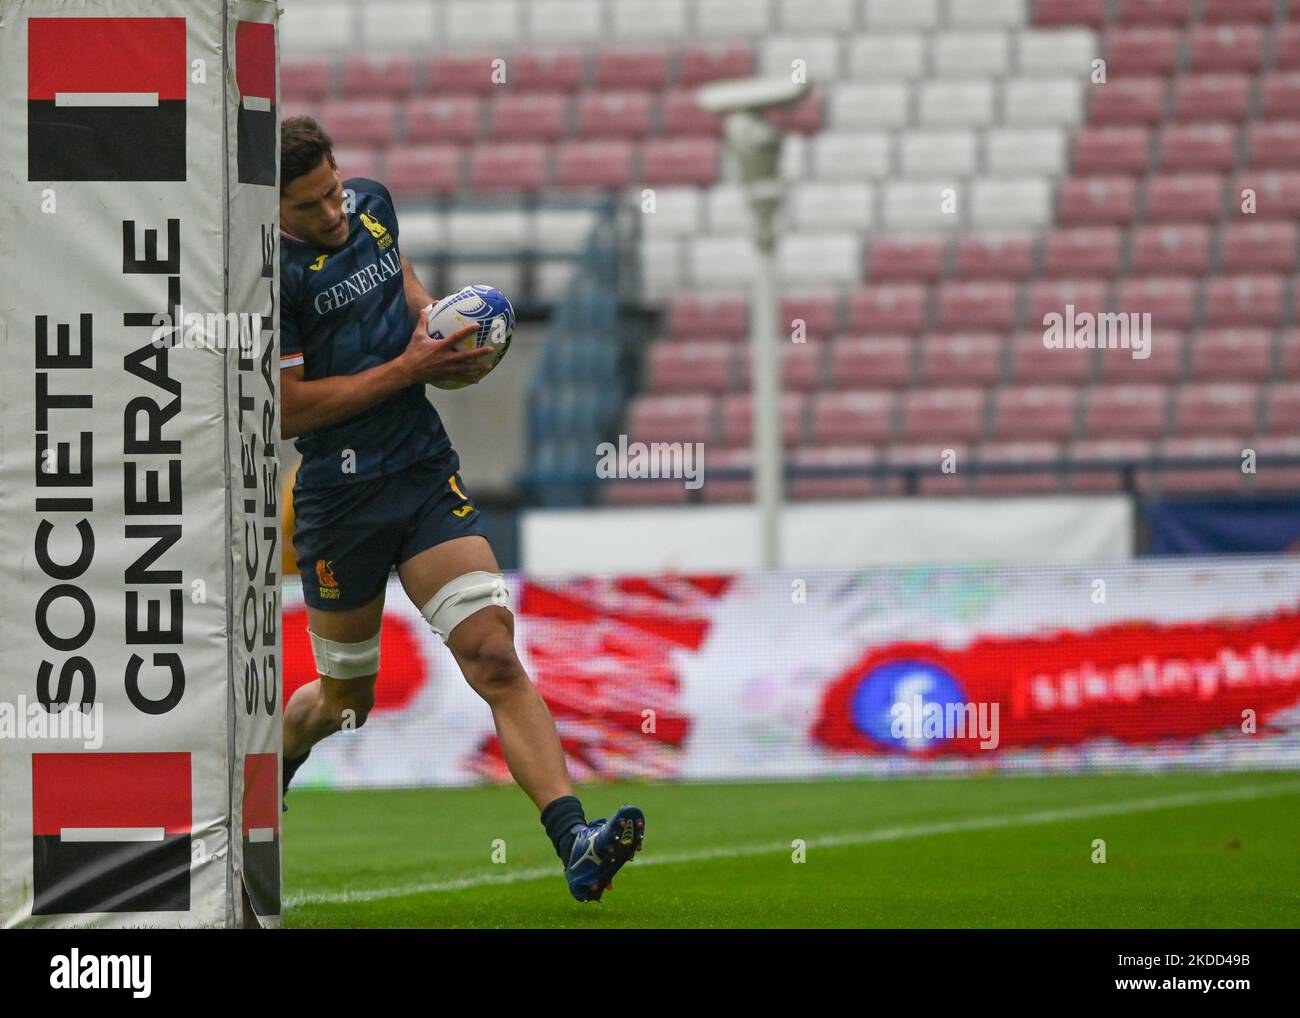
[426,284,515,390]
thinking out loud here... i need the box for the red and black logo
[28,17,187,182]
[236,21,277,187]
[32,752,191,914]
[242,752,280,916]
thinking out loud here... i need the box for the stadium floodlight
[696,77,809,569]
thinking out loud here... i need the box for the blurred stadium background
[273,0,1300,925]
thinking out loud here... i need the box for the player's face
[280,156,349,248]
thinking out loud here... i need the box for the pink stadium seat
[1273,25,1300,70]
[1114,276,1197,328]
[341,57,415,99]
[936,282,1017,332]
[1128,224,1211,275]
[627,394,715,444]
[1281,330,1300,378]
[1066,438,1155,491]
[1187,25,1265,73]
[737,343,826,391]
[885,444,972,496]
[1247,121,1300,169]
[605,480,689,506]
[383,146,461,195]
[780,293,841,339]
[1043,228,1122,278]
[1261,73,1300,119]
[1144,174,1224,223]
[319,99,398,147]
[1191,329,1274,383]
[699,446,752,504]
[1265,383,1300,434]
[282,60,332,102]
[1233,171,1300,219]
[1252,436,1300,492]
[790,446,880,501]
[659,90,724,137]
[427,55,501,95]
[667,293,748,339]
[554,139,634,188]
[1008,331,1094,384]
[848,284,928,334]
[953,236,1036,280]
[1098,329,1184,383]
[646,342,733,394]
[1157,123,1237,172]
[991,387,1077,441]
[489,93,570,140]
[1219,222,1298,273]
[468,142,549,190]
[973,441,1064,494]
[765,93,825,135]
[678,44,754,88]
[1203,275,1286,327]
[1102,28,1180,75]
[867,237,945,283]
[829,336,913,389]
[511,52,586,92]
[1036,0,1106,28]
[1174,75,1251,122]
[405,97,482,143]
[1202,0,1274,23]
[900,388,986,443]
[1083,385,1169,438]
[919,335,1003,387]
[329,147,382,182]
[1153,437,1249,494]
[575,91,654,139]
[1057,177,1138,225]
[810,391,896,444]
[1088,77,1166,125]
[1027,278,1109,321]
[719,393,805,448]
[1117,0,1195,26]
[641,138,720,185]
[1072,127,1151,175]
[595,48,670,90]
[1173,384,1259,437]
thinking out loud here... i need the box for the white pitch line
[285,779,1300,908]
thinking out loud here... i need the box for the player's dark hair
[281,116,335,194]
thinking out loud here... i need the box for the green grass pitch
[281,770,1300,928]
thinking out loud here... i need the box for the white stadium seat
[691,236,758,287]
[1002,78,1085,127]
[777,233,863,285]
[811,131,894,180]
[360,1,438,50]
[881,180,964,229]
[931,32,1011,78]
[900,130,979,176]
[971,177,1052,228]
[828,83,911,129]
[1017,29,1098,76]
[534,209,599,253]
[445,0,521,47]
[706,185,756,234]
[394,210,443,257]
[693,0,773,37]
[637,187,704,237]
[790,182,876,231]
[280,2,352,53]
[639,237,684,300]
[985,127,1068,175]
[446,210,534,254]
[527,0,605,43]
[917,80,996,127]
[945,0,1026,30]
[861,0,941,31]
[779,0,857,32]
[452,261,524,299]
[535,261,579,302]
[781,134,811,180]
[847,34,926,79]
[612,0,689,40]
[761,35,843,82]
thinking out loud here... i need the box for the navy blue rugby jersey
[280,177,453,489]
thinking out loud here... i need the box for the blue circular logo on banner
[850,659,968,750]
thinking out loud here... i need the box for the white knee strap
[420,570,511,642]
[308,629,381,680]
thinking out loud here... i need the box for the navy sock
[540,794,587,862]
[283,749,311,794]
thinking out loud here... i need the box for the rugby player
[277,117,643,902]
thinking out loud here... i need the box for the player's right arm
[281,312,495,439]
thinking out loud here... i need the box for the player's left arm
[402,256,435,322]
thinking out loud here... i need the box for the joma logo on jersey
[309,253,328,271]
[312,249,402,315]
[360,212,393,251]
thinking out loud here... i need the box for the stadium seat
[812,133,893,180]
[1173,384,1260,437]
[990,386,1077,441]
[847,34,927,79]
[280,2,351,54]
[1027,277,1109,321]
[1281,330,1300,378]
[1088,78,1166,126]
[1083,385,1169,438]
[790,446,880,501]
[1174,75,1252,122]
[972,178,1054,229]
[554,140,634,188]
[575,91,654,139]
[1116,0,1194,27]
[885,443,972,495]
[612,0,689,41]
[690,236,757,287]
[919,335,1003,387]
[828,83,910,129]
[1065,438,1154,491]
[829,336,913,389]
[468,142,550,190]
[1113,276,1197,328]
[1153,437,1249,494]
[1203,275,1286,327]
[341,56,415,99]
[534,208,599,253]
[900,388,986,442]
[1272,24,1300,70]
[1018,29,1097,76]
[1233,171,1300,219]
[1098,329,1184,383]
[660,90,724,136]
[490,93,570,140]
[641,138,720,185]
[761,35,842,83]
[947,0,1024,29]
[1128,224,1211,275]
[1072,127,1151,176]
[360,1,437,50]
[383,146,462,195]
[1247,121,1300,169]
[881,180,962,230]
[931,32,1011,78]
[1252,436,1300,492]
[1202,0,1274,23]
[282,60,333,102]
[667,293,748,339]
[936,282,1018,331]
[646,341,733,395]
[733,342,826,391]
[973,441,1064,494]
[849,284,929,333]
[405,97,483,143]
[445,210,534,254]
[1191,330,1274,383]
[509,52,586,92]
[1102,27,1181,75]
[678,43,756,86]
[810,391,897,444]
[780,293,841,340]
[1265,383,1300,434]
[627,394,715,444]
[862,0,940,30]
[318,99,398,148]
[1187,25,1266,74]
[719,393,806,448]
[1143,174,1224,223]
[953,235,1036,280]
[426,55,501,95]
[1218,221,1299,274]
[765,92,826,135]
[699,446,753,504]
[1035,0,1106,29]
[445,0,521,47]
[1003,78,1085,127]
[1043,227,1122,278]
[1261,73,1300,119]
[867,237,945,283]
[595,48,671,90]
[778,233,863,286]
[919,81,998,127]
[1008,330,1095,384]
[329,146,382,182]
[986,129,1068,176]
[1157,124,1237,172]
[1057,177,1138,225]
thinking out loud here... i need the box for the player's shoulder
[345,177,397,220]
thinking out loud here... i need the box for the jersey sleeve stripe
[280,353,304,367]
